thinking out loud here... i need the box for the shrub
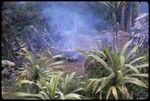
[15,72,84,99]
[83,40,148,100]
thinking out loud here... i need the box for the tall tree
[126,2,133,33]
[125,2,141,33]
[132,2,140,26]
[99,1,123,52]
[2,2,44,60]
[120,2,126,31]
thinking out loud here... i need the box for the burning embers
[53,50,85,63]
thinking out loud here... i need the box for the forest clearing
[2,1,149,100]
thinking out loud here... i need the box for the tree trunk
[112,13,116,52]
[120,4,125,31]
[126,2,133,33]
[132,2,140,26]
[2,33,17,61]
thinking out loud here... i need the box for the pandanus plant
[15,72,63,99]
[83,40,148,99]
[15,48,67,96]
[100,1,125,51]
[17,48,66,82]
[15,48,84,99]
[15,72,84,99]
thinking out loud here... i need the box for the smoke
[41,2,108,51]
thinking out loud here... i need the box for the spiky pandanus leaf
[14,92,46,99]
[82,40,148,99]
[117,85,133,99]
[85,78,98,91]
[64,93,81,99]
[92,78,105,93]
[124,77,148,88]
[111,86,118,99]
[103,47,113,64]
[124,64,140,74]
[136,63,149,68]
[56,90,65,99]
[17,79,34,85]
[106,86,112,99]
[124,63,148,74]
[120,40,132,56]
[119,55,125,69]
[106,86,118,100]
[96,73,115,93]
[72,87,85,93]
[19,48,34,64]
[39,91,50,99]
[88,53,113,73]
[61,72,76,94]
[129,56,146,65]
[128,74,148,77]
[125,46,138,61]
[46,72,62,98]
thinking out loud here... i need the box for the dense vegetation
[2,2,149,100]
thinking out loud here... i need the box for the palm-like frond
[106,86,118,100]
[129,56,145,65]
[124,64,139,74]
[14,92,44,99]
[82,40,148,99]
[19,48,34,64]
[88,53,113,73]
[124,77,148,88]
[120,40,132,56]
[117,85,133,99]
[96,73,115,93]
[61,72,76,93]
[15,71,84,100]
[125,46,138,61]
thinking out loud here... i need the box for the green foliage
[15,72,84,99]
[15,49,84,99]
[83,40,148,99]
[17,48,66,81]
[9,40,149,100]
[2,2,148,100]
[2,2,45,61]
[15,72,62,99]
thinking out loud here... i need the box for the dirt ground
[52,60,86,75]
